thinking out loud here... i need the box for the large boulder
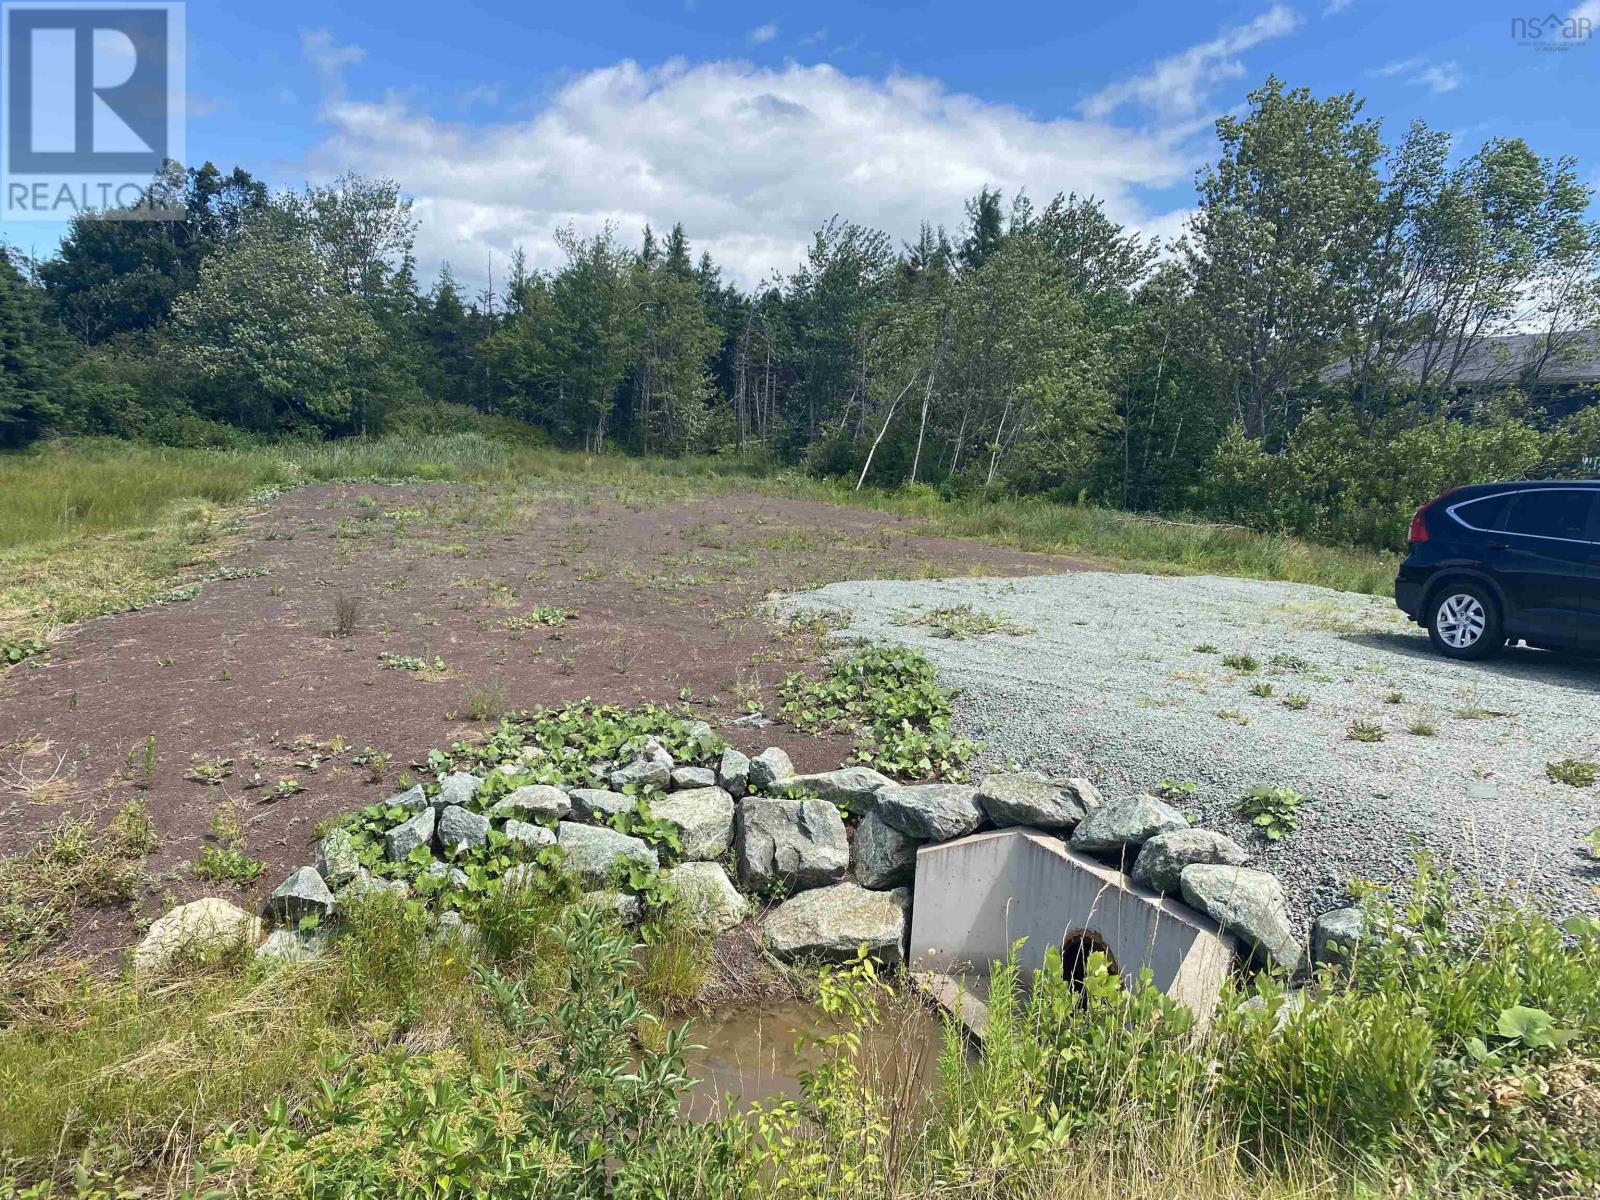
[316,827,362,889]
[1180,865,1303,973]
[875,783,982,843]
[763,884,910,966]
[1311,906,1367,968]
[569,788,636,822]
[976,772,1087,830]
[735,797,849,890]
[582,889,643,925]
[1131,829,1250,894]
[1069,794,1187,861]
[610,745,673,791]
[490,785,571,823]
[438,805,489,855]
[502,818,556,849]
[433,772,481,811]
[384,806,435,861]
[777,767,895,812]
[852,810,919,890]
[664,862,749,935]
[422,861,470,890]
[338,868,409,904]
[717,747,750,798]
[384,783,428,813]
[133,898,260,978]
[747,747,796,790]
[267,867,335,924]
[557,821,658,887]
[256,928,320,964]
[650,787,735,861]
[670,766,717,790]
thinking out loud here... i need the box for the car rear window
[1453,495,1512,530]
[1501,489,1595,540]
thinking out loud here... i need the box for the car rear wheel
[1426,583,1503,660]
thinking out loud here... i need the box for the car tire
[1426,582,1503,660]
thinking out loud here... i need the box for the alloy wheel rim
[1436,593,1486,649]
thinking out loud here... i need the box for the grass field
[0,434,1396,648]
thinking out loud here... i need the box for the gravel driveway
[776,572,1600,928]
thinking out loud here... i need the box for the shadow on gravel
[1345,630,1600,693]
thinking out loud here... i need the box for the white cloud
[1080,5,1301,120]
[1569,0,1600,27]
[1375,56,1463,94]
[748,21,779,45]
[301,54,1194,291]
[1322,0,1353,14]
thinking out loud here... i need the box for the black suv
[1395,480,1600,659]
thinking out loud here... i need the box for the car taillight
[1408,506,1430,543]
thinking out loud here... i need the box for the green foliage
[894,603,1033,639]
[1221,652,1259,673]
[1235,784,1306,841]
[778,644,980,781]
[504,605,576,629]
[1348,718,1386,743]
[193,845,265,886]
[1,639,47,667]
[1547,758,1598,788]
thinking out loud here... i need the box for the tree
[170,225,386,434]
[0,251,62,446]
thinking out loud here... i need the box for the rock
[434,910,480,944]
[490,785,571,822]
[976,771,1087,830]
[569,788,636,822]
[747,747,795,790]
[671,766,718,790]
[582,889,643,924]
[717,747,750,798]
[1239,988,1307,1034]
[557,821,658,887]
[384,806,435,861]
[1180,865,1303,973]
[680,720,719,757]
[1069,794,1188,861]
[434,771,481,810]
[1064,777,1103,810]
[778,767,895,812]
[650,787,735,861]
[316,827,362,889]
[663,862,749,935]
[763,884,910,966]
[266,867,335,925]
[1131,830,1250,894]
[423,861,471,890]
[875,783,983,842]
[1312,907,1366,968]
[610,746,673,791]
[384,783,428,813]
[735,797,850,890]
[730,713,772,729]
[339,868,410,904]
[503,818,556,849]
[257,928,320,963]
[852,810,920,890]
[133,898,260,977]
[437,805,489,855]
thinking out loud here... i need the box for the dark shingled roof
[1325,330,1600,386]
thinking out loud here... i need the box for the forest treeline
[3,77,1598,551]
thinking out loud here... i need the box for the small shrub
[895,603,1032,640]
[1347,718,1385,743]
[1547,758,1598,788]
[1384,689,1404,705]
[1282,692,1309,710]
[1248,681,1274,698]
[194,845,265,885]
[1222,653,1260,673]
[1407,716,1438,737]
[1236,784,1306,841]
[504,605,576,630]
[464,676,509,722]
[329,593,362,638]
[1192,643,1219,654]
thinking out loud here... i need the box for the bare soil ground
[0,479,1085,962]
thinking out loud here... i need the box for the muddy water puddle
[681,999,948,1119]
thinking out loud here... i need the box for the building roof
[1325,330,1600,387]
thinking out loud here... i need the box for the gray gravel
[775,572,1600,929]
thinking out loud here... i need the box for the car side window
[1501,490,1596,541]
[1453,495,1512,530]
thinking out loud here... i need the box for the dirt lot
[0,479,1083,961]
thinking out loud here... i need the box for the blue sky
[6,0,1599,291]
